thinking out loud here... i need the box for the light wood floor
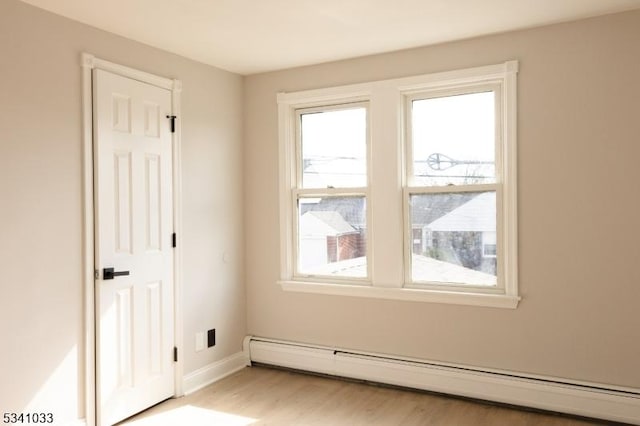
[120,366,611,426]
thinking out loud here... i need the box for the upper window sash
[405,83,503,188]
[294,102,370,190]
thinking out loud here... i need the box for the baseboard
[183,351,247,395]
[246,336,640,425]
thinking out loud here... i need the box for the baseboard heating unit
[243,336,640,425]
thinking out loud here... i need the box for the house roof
[299,186,493,232]
[426,192,495,232]
[411,192,477,226]
[305,254,496,286]
[303,256,368,278]
[300,197,366,229]
[411,254,496,286]
[300,211,356,236]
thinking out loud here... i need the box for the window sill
[278,280,520,309]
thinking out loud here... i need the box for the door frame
[81,53,184,426]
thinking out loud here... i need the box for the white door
[94,69,175,426]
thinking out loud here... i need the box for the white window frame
[278,61,519,309]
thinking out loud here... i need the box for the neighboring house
[419,192,497,276]
[410,192,476,255]
[298,159,368,274]
[299,191,496,281]
[298,170,496,277]
[300,196,366,229]
[298,210,365,273]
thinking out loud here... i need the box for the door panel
[114,151,133,254]
[94,68,174,426]
[115,286,134,388]
[145,154,161,251]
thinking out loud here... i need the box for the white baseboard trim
[183,351,247,395]
[246,336,640,425]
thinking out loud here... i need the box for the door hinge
[166,115,177,133]
[172,232,177,248]
[94,270,99,279]
[173,346,178,362]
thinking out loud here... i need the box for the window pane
[300,106,367,188]
[298,196,367,278]
[410,191,497,286]
[412,91,495,186]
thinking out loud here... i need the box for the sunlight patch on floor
[123,405,257,426]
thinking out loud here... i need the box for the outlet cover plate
[195,332,205,352]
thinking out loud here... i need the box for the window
[295,104,369,280]
[406,89,500,290]
[278,61,518,308]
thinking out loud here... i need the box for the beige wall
[244,10,640,388]
[0,0,245,423]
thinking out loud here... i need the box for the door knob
[103,267,130,280]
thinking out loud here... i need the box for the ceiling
[20,0,640,75]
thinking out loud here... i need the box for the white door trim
[81,53,183,426]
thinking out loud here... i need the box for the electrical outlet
[207,329,216,347]
[195,332,205,352]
